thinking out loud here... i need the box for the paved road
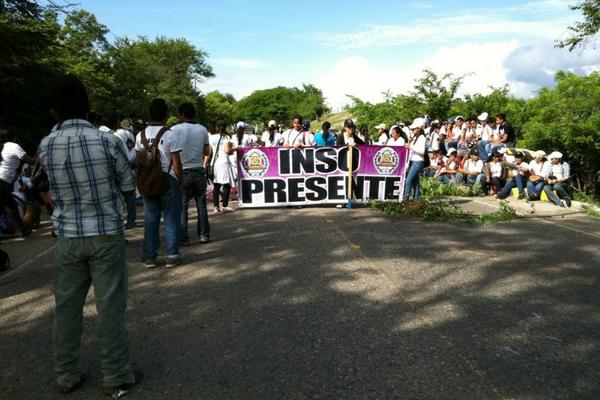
[1,204,599,399]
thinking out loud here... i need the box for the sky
[73,0,600,110]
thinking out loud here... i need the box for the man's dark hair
[149,98,168,121]
[497,113,506,121]
[178,102,196,119]
[49,75,91,121]
[102,110,119,130]
[216,120,227,130]
[87,111,102,127]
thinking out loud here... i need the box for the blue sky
[74,0,599,109]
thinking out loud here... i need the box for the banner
[237,145,410,207]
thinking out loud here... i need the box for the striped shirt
[38,119,135,237]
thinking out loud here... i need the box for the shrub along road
[1,205,599,399]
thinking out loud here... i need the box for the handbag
[207,134,224,183]
[30,160,49,192]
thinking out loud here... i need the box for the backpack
[136,127,170,198]
[30,160,49,192]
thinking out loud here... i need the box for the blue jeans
[498,175,527,199]
[526,180,546,199]
[478,140,491,160]
[181,169,210,242]
[403,161,425,201]
[456,172,486,187]
[543,182,571,206]
[142,175,182,261]
[125,192,136,228]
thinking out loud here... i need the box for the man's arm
[171,152,184,187]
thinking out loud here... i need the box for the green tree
[556,0,600,50]
[204,91,236,128]
[57,9,114,112]
[520,71,600,196]
[234,85,328,126]
[109,36,214,119]
[410,69,465,120]
[0,0,63,151]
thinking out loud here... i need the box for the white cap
[236,121,246,129]
[548,151,563,159]
[447,147,457,155]
[268,120,276,127]
[534,150,547,158]
[477,112,489,121]
[375,123,387,130]
[455,115,464,121]
[409,117,425,130]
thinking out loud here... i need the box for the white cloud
[409,2,433,9]
[212,57,271,69]
[312,41,520,110]
[313,1,577,49]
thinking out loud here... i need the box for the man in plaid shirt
[38,75,140,396]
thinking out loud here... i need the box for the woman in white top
[209,120,235,212]
[402,117,427,202]
[386,126,408,146]
[526,150,550,200]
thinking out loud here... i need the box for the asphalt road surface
[1,204,599,399]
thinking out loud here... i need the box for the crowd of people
[0,75,573,397]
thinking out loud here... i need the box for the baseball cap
[374,123,387,130]
[268,120,277,127]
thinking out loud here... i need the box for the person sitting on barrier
[456,148,485,189]
[434,147,458,184]
[486,151,508,196]
[543,151,571,208]
[497,151,529,199]
[526,150,550,200]
[423,149,444,177]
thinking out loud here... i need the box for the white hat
[236,121,246,129]
[548,151,563,159]
[534,150,547,158]
[389,125,398,133]
[268,120,277,127]
[455,115,464,121]
[447,148,457,155]
[409,117,425,130]
[375,123,387,130]
[477,112,489,121]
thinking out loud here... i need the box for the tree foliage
[519,71,600,196]
[234,85,329,126]
[203,91,236,128]
[0,1,215,151]
[556,0,600,51]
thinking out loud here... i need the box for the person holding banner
[403,117,427,202]
[336,119,365,146]
[283,115,313,148]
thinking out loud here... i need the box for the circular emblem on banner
[242,148,270,177]
[373,147,399,175]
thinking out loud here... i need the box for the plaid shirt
[38,119,135,237]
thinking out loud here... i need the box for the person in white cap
[475,112,492,158]
[261,120,283,147]
[403,117,427,202]
[375,123,388,145]
[526,150,550,200]
[543,151,571,207]
[386,125,408,146]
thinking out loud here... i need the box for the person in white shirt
[170,102,211,244]
[0,132,36,238]
[497,151,529,199]
[543,151,571,207]
[261,120,283,147]
[456,149,485,188]
[282,115,313,148]
[403,117,427,202]
[209,120,235,213]
[115,117,137,229]
[434,147,459,184]
[375,123,388,145]
[386,125,408,146]
[526,150,551,200]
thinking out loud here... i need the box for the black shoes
[57,373,87,394]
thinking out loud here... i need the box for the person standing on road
[38,75,140,396]
[171,103,211,245]
[135,98,184,268]
[209,120,235,213]
[402,117,427,202]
